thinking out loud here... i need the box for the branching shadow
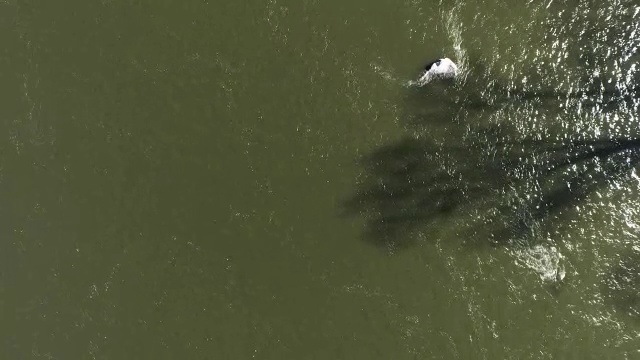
[348,34,640,251]
[345,124,640,250]
[492,136,640,244]
[344,132,503,249]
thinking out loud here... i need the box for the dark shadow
[344,123,640,250]
[343,135,506,249]
[492,137,640,244]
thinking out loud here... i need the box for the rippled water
[358,0,640,355]
[2,0,639,358]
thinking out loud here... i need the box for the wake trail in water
[370,61,429,89]
[371,3,469,89]
[369,62,412,88]
[442,3,469,85]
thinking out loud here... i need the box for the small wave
[371,62,421,88]
[442,4,469,85]
[370,62,397,82]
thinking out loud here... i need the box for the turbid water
[1,0,640,358]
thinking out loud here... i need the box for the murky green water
[2,0,640,358]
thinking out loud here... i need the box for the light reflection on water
[359,0,640,345]
[4,0,640,357]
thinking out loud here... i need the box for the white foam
[515,244,566,282]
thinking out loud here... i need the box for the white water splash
[514,244,566,282]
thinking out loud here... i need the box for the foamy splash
[514,244,566,282]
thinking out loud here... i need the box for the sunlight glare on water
[1,0,640,358]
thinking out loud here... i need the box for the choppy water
[2,0,639,358]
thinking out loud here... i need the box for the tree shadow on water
[344,123,640,251]
[344,132,504,250]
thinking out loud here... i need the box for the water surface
[1,0,639,358]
